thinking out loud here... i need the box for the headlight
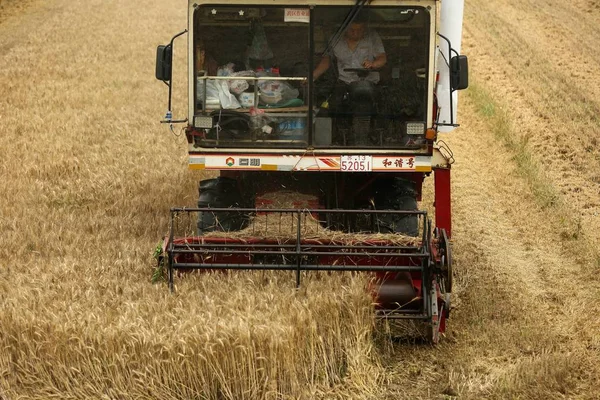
[194,116,213,129]
[406,122,425,135]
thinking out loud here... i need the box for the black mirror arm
[164,29,188,122]
[437,33,459,128]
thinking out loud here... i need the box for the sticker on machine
[340,155,373,172]
[284,8,310,23]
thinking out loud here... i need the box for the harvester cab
[156,0,468,343]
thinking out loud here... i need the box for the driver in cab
[313,17,387,85]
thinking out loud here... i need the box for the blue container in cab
[278,118,306,140]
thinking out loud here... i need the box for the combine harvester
[156,0,468,343]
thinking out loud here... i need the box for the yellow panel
[415,166,432,172]
[261,164,278,171]
[189,164,206,170]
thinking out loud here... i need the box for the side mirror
[450,55,469,91]
[155,45,172,81]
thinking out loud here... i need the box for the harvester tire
[377,196,419,236]
[197,177,248,234]
[375,178,419,237]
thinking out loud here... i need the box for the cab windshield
[192,5,431,149]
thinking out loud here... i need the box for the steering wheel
[343,67,380,79]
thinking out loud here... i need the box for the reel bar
[172,242,422,252]
[171,248,429,259]
[172,262,425,273]
[171,207,428,216]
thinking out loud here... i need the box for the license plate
[340,155,373,172]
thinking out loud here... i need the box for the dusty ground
[1,0,599,399]
[0,0,35,23]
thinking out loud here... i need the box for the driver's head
[345,21,366,41]
[345,13,369,42]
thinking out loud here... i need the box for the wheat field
[1,0,600,399]
[0,1,387,398]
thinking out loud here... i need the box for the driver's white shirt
[333,30,385,84]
